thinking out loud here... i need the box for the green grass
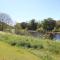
[0,41,40,60]
[0,31,60,60]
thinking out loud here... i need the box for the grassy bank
[0,41,40,60]
[0,31,60,60]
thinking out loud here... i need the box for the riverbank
[0,32,60,60]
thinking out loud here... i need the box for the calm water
[54,34,60,40]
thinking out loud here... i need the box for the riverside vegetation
[0,31,60,60]
[0,13,60,60]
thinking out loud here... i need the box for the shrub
[10,41,17,46]
[17,41,32,48]
[17,42,26,47]
[32,44,44,49]
[26,43,32,48]
[33,45,38,49]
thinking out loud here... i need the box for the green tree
[27,19,38,30]
[37,22,44,33]
[20,22,27,29]
[42,18,56,31]
[54,21,60,32]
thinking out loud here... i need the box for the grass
[0,41,40,60]
[0,31,60,60]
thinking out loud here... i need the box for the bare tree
[0,13,12,31]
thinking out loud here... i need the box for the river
[54,34,60,40]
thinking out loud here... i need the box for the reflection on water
[54,34,60,40]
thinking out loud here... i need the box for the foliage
[20,22,28,29]
[54,21,60,32]
[0,32,60,60]
[0,41,39,60]
[42,18,56,31]
[14,17,60,33]
[27,19,38,30]
[0,13,12,31]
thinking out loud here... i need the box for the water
[54,34,60,40]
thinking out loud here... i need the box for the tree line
[15,18,60,33]
[0,13,60,34]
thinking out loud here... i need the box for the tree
[27,19,38,30]
[42,18,56,31]
[20,22,27,29]
[37,23,44,33]
[0,13,12,31]
[55,21,60,32]
[56,21,60,28]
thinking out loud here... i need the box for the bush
[17,41,32,48]
[32,44,44,49]
[26,43,32,48]
[33,45,38,49]
[10,41,17,46]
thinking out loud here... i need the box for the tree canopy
[42,18,56,31]
[0,13,12,31]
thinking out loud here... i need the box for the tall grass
[0,32,60,60]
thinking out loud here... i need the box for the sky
[0,0,60,23]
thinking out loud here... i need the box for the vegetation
[0,41,39,60]
[0,13,13,31]
[42,18,56,31]
[0,32,60,60]
[0,13,60,35]
[14,18,60,35]
[0,13,60,60]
